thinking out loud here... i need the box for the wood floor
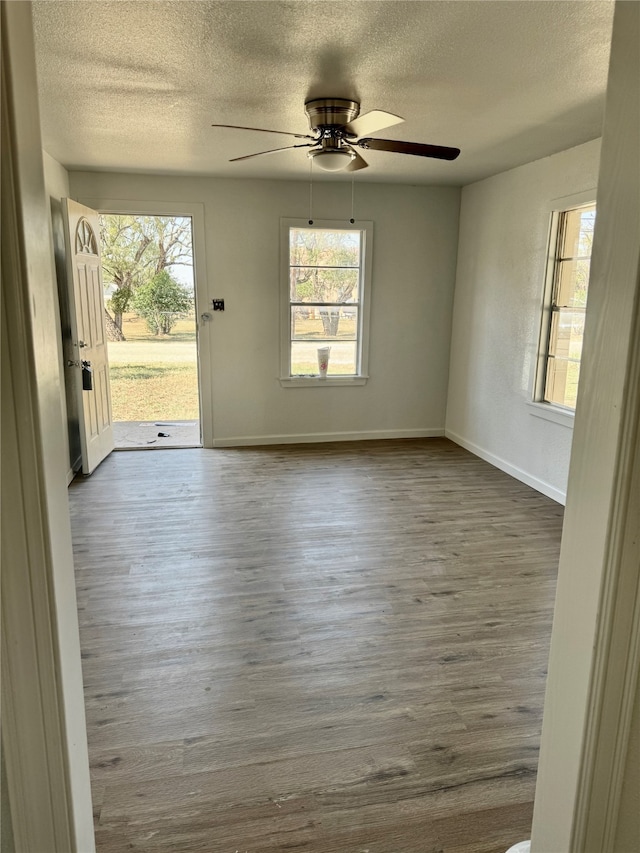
[68,438,563,853]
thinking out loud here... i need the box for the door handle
[76,340,88,348]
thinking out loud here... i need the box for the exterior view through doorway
[99,213,201,448]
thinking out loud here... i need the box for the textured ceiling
[32,1,614,185]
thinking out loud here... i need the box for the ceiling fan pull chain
[308,158,314,225]
[350,176,356,224]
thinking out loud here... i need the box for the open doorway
[99,213,201,448]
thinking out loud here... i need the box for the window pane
[549,309,585,361]
[290,267,359,303]
[561,206,596,259]
[540,203,594,410]
[290,228,361,268]
[291,341,358,376]
[291,305,358,341]
[556,258,590,307]
[545,358,581,409]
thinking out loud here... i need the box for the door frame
[531,2,640,850]
[78,198,213,448]
[1,2,95,849]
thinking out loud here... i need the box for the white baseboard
[445,429,566,504]
[212,427,445,448]
[67,458,82,485]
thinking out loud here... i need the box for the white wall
[69,172,460,445]
[43,149,70,201]
[446,139,601,503]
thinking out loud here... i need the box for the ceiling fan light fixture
[308,148,355,172]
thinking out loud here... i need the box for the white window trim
[531,189,596,423]
[279,218,373,387]
[527,400,575,427]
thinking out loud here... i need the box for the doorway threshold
[113,420,201,450]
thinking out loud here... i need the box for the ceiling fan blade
[344,150,368,172]
[357,138,460,161]
[344,110,404,138]
[212,123,316,141]
[229,143,315,162]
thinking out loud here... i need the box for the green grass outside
[109,363,199,421]
[109,313,198,421]
[109,313,360,419]
[292,316,357,340]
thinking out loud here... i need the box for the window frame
[532,191,596,421]
[279,218,373,387]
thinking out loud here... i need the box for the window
[280,219,372,385]
[537,202,596,410]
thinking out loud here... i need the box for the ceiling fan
[212,98,460,173]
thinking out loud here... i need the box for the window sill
[528,401,575,427]
[280,376,369,388]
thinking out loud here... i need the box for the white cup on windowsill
[317,346,331,378]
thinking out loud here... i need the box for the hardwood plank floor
[68,438,563,853]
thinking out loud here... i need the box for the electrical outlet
[212,299,225,311]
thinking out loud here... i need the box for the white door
[63,198,114,474]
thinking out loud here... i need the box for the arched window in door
[75,217,98,255]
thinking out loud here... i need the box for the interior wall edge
[445,429,566,505]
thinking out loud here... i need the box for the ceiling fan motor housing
[305,98,360,134]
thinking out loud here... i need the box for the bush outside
[131,270,192,336]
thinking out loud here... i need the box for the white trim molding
[279,375,369,388]
[1,4,95,850]
[576,320,640,851]
[280,218,373,384]
[530,187,597,412]
[532,3,640,850]
[549,187,599,212]
[212,427,444,448]
[445,429,566,504]
[527,401,575,428]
